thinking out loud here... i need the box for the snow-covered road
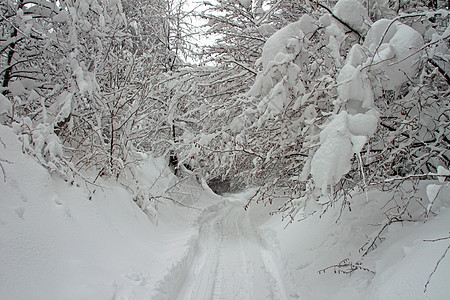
[157,196,288,300]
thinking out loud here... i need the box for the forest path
[157,194,289,300]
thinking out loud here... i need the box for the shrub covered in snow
[180,0,449,222]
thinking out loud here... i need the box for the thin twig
[424,244,450,292]
[424,234,450,242]
[383,173,450,183]
[0,158,12,182]
[428,58,450,85]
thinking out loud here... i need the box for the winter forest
[1,0,449,299]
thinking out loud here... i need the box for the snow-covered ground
[270,188,450,299]
[1,123,449,299]
[0,124,206,299]
[156,193,288,299]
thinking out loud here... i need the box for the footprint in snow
[14,206,25,219]
[124,272,149,286]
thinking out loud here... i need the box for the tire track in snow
[156,197,289,300]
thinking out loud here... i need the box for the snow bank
[261,187,450,300]
[0,124,217,299]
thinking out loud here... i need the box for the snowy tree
[0,0,197,182]
[168,0,309,189]
[181,0,449,221]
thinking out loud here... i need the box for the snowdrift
[0,124,218,299]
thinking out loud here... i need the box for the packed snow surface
[1,123,449,299]
[155,194,288,299]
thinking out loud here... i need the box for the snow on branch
[315,1,363,40]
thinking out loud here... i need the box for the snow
[53,10,69,23]
[271,187,450,299]
[257,24,276,36]
[9,80,26,97]
[155,194,289,299]
[427,184,442,203]
[347,110,379,137]
[54,92,73,124]
[260,14,317,71]
[333,0,372,34]
[426,184,441,214]
[363,19,424,90]
[0,6,448,298]
[238,0,251,9]
[313,15,424,195]
[229,115,245,133]
[311,134,353,193]
[337,20,423,109]
[437,166,450,183]
[1,122,450,299]
[248,15,319,119]
[71,59,93,95]
[0,94,11,123]
[310,110,379,193]
[337,45,375,109]
[0,124,211,299]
